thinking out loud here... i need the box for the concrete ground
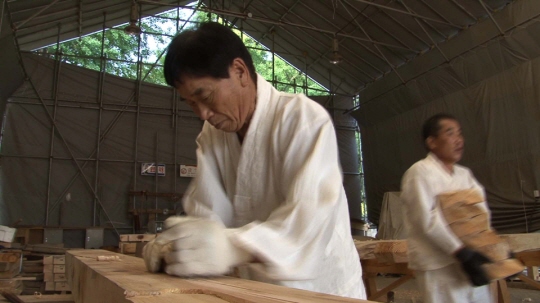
[374,276,540,303]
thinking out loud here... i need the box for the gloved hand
[454,247,492,286]
[143,216,196,273]
[142,216,252,276]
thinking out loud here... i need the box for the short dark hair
[163,22,257,87]
[422,113,458,148]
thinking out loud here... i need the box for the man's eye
[202,95,213,104]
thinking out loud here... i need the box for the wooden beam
[355,233,540,262]
[66,250,376,303]
[367,275,413,301]
[500,234,540,252]
[0,294,74,303]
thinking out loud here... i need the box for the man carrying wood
[400,113,493,303]
[142,22,366,300]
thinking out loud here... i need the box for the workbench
[66,249,377,303]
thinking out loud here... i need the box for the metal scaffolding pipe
[45,23,62,226]
[93,12,106,227]
[6,2,121,238]
[14,0,61,30]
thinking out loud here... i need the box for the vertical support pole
[93,12,107,227]
[272,30,275,88]
[304,56,308,95]
[132,2,142,233]
[154,133,159,213]
[46,23,62,226]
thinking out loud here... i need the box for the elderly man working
[142,22,366,299]
[400,113,493,303]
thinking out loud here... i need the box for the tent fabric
[0,53,363,246]
[352,16,540,234]
[0,53,202,242]
[376,191,406,240]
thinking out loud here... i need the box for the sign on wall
[141,163,166,176]
[180,165,197,177]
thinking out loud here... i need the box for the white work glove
[142,216,252,276]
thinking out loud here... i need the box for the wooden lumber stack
[0,251,23,295]
[438,189,524,281]
[118,234,156,257]
[43,255,70,292]
[66,249,376,303]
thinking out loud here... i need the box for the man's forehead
[440,119,460,130]
[177,79,212,96]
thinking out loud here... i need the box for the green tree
[39,7,328,95]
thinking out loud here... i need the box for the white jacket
[400,153,489,271]
[182,75,365,299]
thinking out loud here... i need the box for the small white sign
[180,165,197,177]
[141,163,166,176]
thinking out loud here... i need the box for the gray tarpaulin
[0,53,363,246]
[376,192,406,240]
[352,11,540,233]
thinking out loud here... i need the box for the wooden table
[66,249,378,303]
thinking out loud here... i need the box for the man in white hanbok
[142,22,366,299]
[400,113,493,303]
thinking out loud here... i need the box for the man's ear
[230,58,250,87]
[426,136,436,150]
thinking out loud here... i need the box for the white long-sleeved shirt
[182,75,365,299]
[400,153,489,271]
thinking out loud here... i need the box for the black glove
[455,247,492,286]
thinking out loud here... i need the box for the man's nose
[197,104,213,120]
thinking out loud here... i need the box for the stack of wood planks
[43,255,70,292]
[0,251,23,295]
[118,234,156,257]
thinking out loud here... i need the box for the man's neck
[430,152,456,174]
[443,162,455,174]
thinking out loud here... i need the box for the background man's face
[428,118,464,165]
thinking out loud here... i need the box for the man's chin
[211,123,237,132]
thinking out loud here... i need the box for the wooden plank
[0,252,21,263]
[23,244,66,255]
[54,273,67,282]
[516,274,540,290]
[500,233,540,252]
[53,256,65,265]
[53,265,65,274]
[366,275,413,302]
[43,264,53,273]
[10,294,74,303]
[128,234,156,242]
[42,256,53,265]
[66,249,376,303]
[119,243,137,254]
[21,261,42,274]
[496,280,510,303]
[354,234,540,262]
[45,281,55,291]
[55,281,70,291]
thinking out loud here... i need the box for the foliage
[39,7,328,96]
